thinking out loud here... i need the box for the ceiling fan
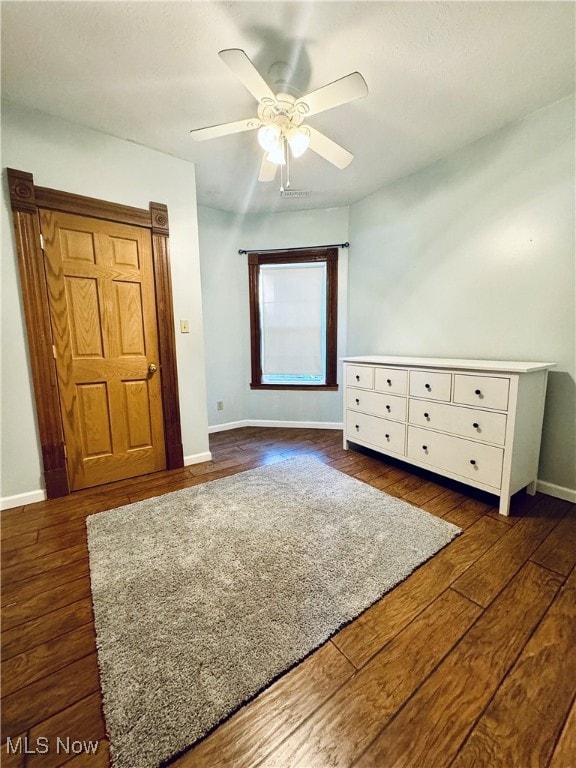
[190,49,368,185]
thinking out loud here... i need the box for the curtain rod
[238,242,349,255]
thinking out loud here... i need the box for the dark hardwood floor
[2,427,575,768]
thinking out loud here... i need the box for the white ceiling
[2,1,574,214]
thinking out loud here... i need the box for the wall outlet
[216,400,224,411]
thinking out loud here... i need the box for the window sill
[250,383,339,391]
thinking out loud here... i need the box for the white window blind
[260,262,326,380]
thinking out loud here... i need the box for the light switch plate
[180,319,190,333]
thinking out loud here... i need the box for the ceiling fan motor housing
[257,93,306,131]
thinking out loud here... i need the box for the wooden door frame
[7,168,184,499]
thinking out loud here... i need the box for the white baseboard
[1,455,215,511]
[184,451,213,466]
[208,420,343,434]
[536,480,576,503]
[208,420,250,434]
[249,419,343,430]
[1,489,47,511]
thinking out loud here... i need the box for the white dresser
[343,356,555,515]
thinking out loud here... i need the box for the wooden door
[41,210,166,490]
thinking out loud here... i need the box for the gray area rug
[86,457,460,768]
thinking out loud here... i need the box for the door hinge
[63,444,68,459]
[52,344,57,359]
[40,233,45,252]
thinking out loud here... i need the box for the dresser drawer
[453,374,510,411]
[374,367,408,395]
[407,426,504,489]
[346,411,406,455]
[408,400,507,445]
[409,370,452,401]
[346,365,374,390]
[346,389,407,421]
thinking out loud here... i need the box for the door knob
[148,363,158,374]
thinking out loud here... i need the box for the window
[248,248,338,390]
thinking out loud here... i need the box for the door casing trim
[7,168,184,498]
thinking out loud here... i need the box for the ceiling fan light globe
[267,144,286,165]
[258,125,281,152]
[287,129,310,158]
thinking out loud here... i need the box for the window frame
[248,248,338,391]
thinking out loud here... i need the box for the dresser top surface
[342,356,556,373]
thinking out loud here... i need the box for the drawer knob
[425,383,431,390]
[356,375,360,381]
[422,445,428,451]
[424,412,430,419]
[386,378,392,385]
[386,405,391,411]
[355,398,360,405]
[472,422,479,429]
[470,459,477,466]
[475,389,482,395]
[385,433,390,439]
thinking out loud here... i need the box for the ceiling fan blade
[258,154,278,182]
[307,126,354,169]
[219,48,276,104]
[295,72,368,117]
[190,118,260,141]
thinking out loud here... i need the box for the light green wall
[198,205,350,427]
[197,206,248,427]
[348,95,575,492]
[1,101,210,505]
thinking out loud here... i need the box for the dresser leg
[498,495,511,516]
[526,480,537,496]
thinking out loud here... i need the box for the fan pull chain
[279,134,290,193]
[279,134,289,192]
